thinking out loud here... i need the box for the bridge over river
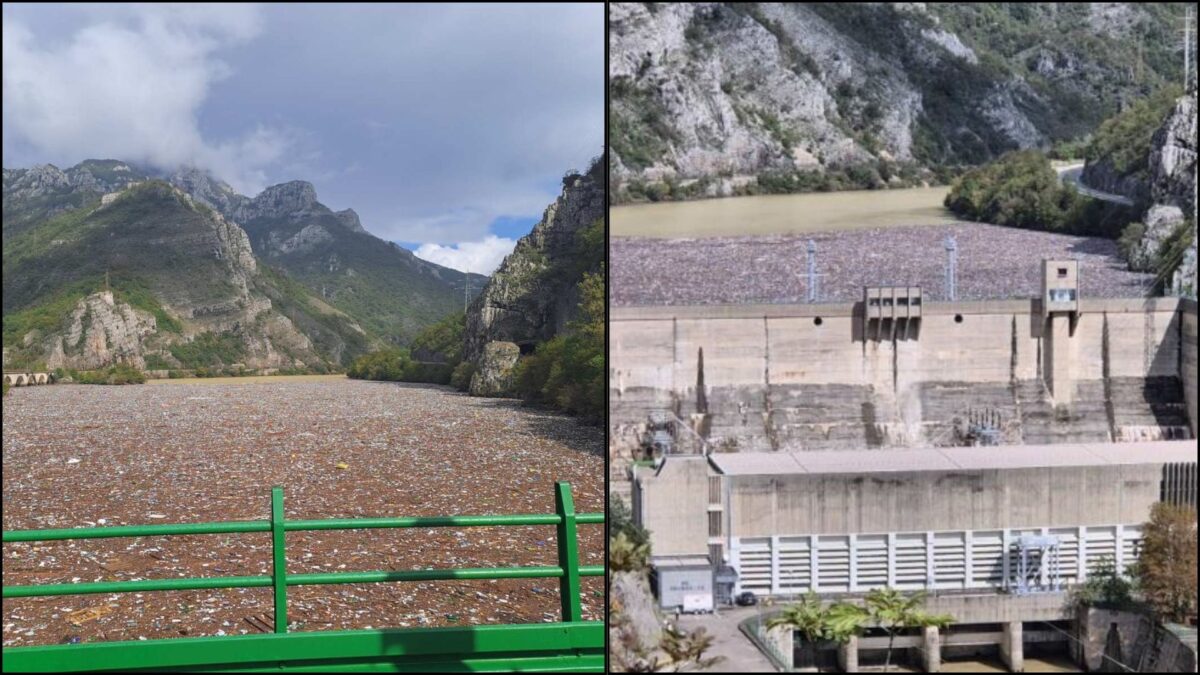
[2,371,51,386]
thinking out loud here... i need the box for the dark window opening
[954,314,964,323]
[1057,268,1068,278]
[814,317,823,326]
[897,297,909,306]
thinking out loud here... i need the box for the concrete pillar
[767,625,793,671]
[922,625,941,673]
[1045,314,1072,405]
[770,535,781,596]
[837,635,859,673]
[1001,621,1024,672]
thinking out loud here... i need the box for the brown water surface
[610,186,955,238]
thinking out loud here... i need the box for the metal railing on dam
[1,482,604,672]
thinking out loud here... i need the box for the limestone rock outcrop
[43,292,158,370]
[1146,93,1196,295]
[463,157,604,378]
[468,341,521,397]
[1148,93,1197,215]
[609,3,1184,201]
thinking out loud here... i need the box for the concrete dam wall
[611,297,1195,454]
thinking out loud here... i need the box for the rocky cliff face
[3,160,148,232]
[464,159,604,395]
[1117,92,1197,295]
[1080,160,1153,204]
[42,291,158,370]
[1150,93,1197,296]
[3,179,331,370]
[166,169,483,344]
[1149,93,1197,216]
[610,3,1185,201]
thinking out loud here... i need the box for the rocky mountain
[1084,89,1196,296]
[464,156,605,396]
[3,158,489,370]
[2,180,363,370]
[3,160,150,233]
[610,2,1190,202]
[166,170,486,344]
[1146,92,1196,295]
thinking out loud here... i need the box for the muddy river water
[611,186,957,238]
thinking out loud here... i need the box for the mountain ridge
[3,159,492,369]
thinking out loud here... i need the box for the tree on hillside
[1136,502,1198,623]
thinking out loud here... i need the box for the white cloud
[1,4,291,194]
[414,236,518,275]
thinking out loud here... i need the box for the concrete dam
[611,296,1198,457]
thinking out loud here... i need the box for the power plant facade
[615,289,1199,618]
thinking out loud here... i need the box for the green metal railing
[1,482,604,672]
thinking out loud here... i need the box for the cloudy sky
[1,3,603,274]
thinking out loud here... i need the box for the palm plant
[767,592,868,669]
[766,591,828,642]
[864,588,953,673]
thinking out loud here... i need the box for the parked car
[735,591,757,606]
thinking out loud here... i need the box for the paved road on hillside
[1056,162,1137,206]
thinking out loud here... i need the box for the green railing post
[554,482,582,623]
[271,486,287,634]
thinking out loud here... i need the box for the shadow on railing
[1,482,604,672]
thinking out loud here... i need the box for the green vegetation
[449,360,475,390]
[610,76,679,171]
[861,589,954,673]
[767,588,952,672]
[1070,555,1137,611]
[1135,502,1197,623]
[1154,218,1195,295]
[1048,137,1090,161]
[2,381,9,396]
[946,150,1077,229]
[511,265,604,422]
[618,161,942,204]
[945,150,1136,238]
[1,274,181,360]
[346,347,455,385]
[67,363,147,385]
[169,332,247,369]
[1084,85,1183,181]
[143,354,172,371]
[346,311,465,388]
[255,265,371,367]
[609,531,650,574]
[239,210,480,347]
[610,495,650,552]
[767,592,867,647]
[409,311,465,364]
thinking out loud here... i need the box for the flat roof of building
[651,554,712,569]
[708,440,1198,476]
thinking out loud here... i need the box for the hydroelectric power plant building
[613,256,1199,671]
